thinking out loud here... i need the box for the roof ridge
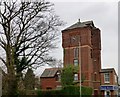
[63,20,95,31]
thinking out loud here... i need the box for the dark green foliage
[61,65,74,86]
[16,57,30,73]
[24,68,35,90]
[81,86,93,96]
[61,65,79,86]
[61,85,80,95]
[37,85,93,97]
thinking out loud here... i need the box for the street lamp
[72,34,82,96]
[79,41,82,97]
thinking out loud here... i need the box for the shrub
[81,86,93,96]
[61,85,80,95]
[37,85,93,97]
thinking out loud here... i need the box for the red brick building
[100,68,118,96]
[40,20,118,96]
[62,20,101,95]
[40,68,61,90]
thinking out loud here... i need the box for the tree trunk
[6,74,18,96]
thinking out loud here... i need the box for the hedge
[37,85,93,97]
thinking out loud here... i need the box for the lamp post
[79,41,82,97]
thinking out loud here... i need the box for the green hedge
[81,86,93,96]
[37,85,93,97]
[11,86,93,97]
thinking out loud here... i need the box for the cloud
[52,2,118,73]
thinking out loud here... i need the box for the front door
[105,91,111,97]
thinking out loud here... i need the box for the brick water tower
[62,20,101,95]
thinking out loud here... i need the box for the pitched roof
[40,68,60,78]
[100,68,115,73]
[63,20,95,31]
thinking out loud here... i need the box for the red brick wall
[100,70,118,85]
[40,77,61,90]
[91,28,101,93]
[62,26,101,90]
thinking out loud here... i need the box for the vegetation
[61,65,74,86]
[24,68,35,90]
[37,86,93,97]
[0,1,63,95]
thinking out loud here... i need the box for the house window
[74,59,79,66]
[56,72,61,81]
[104,73,110,83]
[74,74,78,81]
[74,48,79,58]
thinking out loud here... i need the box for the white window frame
[74,59,79,66]
[104,73,110,83]
[74,73,78,81]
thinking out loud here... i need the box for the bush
[81,86,93,96]
[61,85,80,95]
[37,90,62,97]
[37,85,93,97]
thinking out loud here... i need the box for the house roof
[63,20,96,31]
[100,68,114,72]
[100,68,117,76]
[40,68,60,78]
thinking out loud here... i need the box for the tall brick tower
[62,20,101,95]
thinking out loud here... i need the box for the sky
[42,1,118,77]
[0,0,119,80]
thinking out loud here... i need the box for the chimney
[78,19,81,23]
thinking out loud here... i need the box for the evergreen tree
[24,68,35,90]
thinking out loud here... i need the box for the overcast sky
[0,0,118,77]
[45,1,118,76]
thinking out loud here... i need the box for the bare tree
[0,0,63,95]
[49,58,63,68]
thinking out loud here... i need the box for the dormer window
[56,72,61,81]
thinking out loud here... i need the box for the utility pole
[79,41,82,97]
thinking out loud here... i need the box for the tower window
[74,48,79,58]
[91,49,93,58]
[74,59,79,66]
[74,73,78,81]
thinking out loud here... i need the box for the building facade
[62,20,101,95]
[100,68,118,96]
[40,20,118,96]
[40,68,61,90]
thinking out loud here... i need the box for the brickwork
[40,77,61,90]
[100,68,118,96]
[62,21,101,94]
[100,69,118,85]
[40,20,118,96]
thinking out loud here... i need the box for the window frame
[74,73,78,81]
[74,48,79,59]
[73,59,79,66]
[104,73,110,83]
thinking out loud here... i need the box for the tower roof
[63,20,96,31]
